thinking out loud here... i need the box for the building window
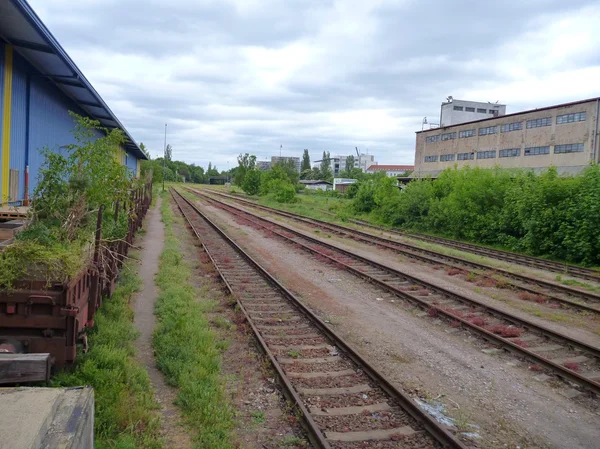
[478,125,498,136]
[477,150,496,159]
[424,155,438,162]
[554,143,584,154]
[457,152,475,161]
[477,108,486,113]
[489,110,496,114]
[441,132,457,140]
[499,148,521,158]
[465,107,475,112]
[426,135,441,143]
[501,121,523,132]
[440,154,455,162]
[556,112,586,124]
[459,129,475,138]
[526,117,552,128]
[453,106,464,111]
[524,146,550,156]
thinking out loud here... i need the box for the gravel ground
[198,199,600,449]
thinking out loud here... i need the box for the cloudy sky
[29,0,600,169]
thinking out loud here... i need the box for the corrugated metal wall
[10,51,27,201]
[0,43,4,199]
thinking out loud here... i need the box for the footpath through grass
[153,191,235,449]
[53,254,162,449]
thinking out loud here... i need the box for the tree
[242,169,262,195]
[272,158,299,185]
[301,149,311,172]
[320,151,332,180]
[234,153,257,186]
[165,144,172,161]
[345,155,355,172]
[139,142,150,159]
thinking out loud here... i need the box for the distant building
[271,156,301,173]
[366,165,414,176]
[299,180,332,191]
[355,153,376,172]
[315,153,377,175]
[415,96,600,178]
[256,161,271,171]
[333,178,357,193]
[440,98,506,127]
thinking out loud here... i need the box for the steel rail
[198,189,600,313]
[190,189,600,395]
[170,188,468,449]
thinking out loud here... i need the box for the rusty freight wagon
[0,183,152,370]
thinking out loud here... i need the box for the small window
[478,126,498,136]
[453,106,464,111]
[554,143,584,154]
[440,154,455,162]
[501,122,523,133]
[441,132,457,141]
[426,135,441,143]
[476,150,496,159]
[424,155,438,163]
[524,146,550,156]
[489,110,496,114]
[556,112,586,124]
[457,152,475,161]
[477,108,486,113]
[499,148,521,158]
[526,117,552,129]
[459,129,475,138]
[465,107,475,112]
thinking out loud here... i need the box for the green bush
[242,169,261,195]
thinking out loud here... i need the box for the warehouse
[0,0,146,207]
[414,97,600,178]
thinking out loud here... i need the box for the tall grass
[153,192,235,449]
[53,255,162,449]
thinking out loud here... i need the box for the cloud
[29,0,600,167]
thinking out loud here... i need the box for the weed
[529,364,543,372]
[512,339,529,348]
[485,324,522,337]
[467,271,477,282]
[280,436,307,448]
[427,306,439,318]
[469,316,486,327]
[250,411,265,424]
[287,350,301,358]
[446,268,463,276]
[450,320,461,328]
[213,316,234,330]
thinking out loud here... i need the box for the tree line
[348,165,600,266]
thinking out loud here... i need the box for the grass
[52,254,162,449]
[153,191,236,449]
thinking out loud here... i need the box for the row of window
[425,111,587,143]
[453,105,497,114]
[423,143,585,162]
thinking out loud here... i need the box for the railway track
[195,189,600,315]
[170,188,467,449]
[218,189,600,283]
[186,188,600,397]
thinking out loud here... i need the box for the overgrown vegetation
[153,192,235,448]
[53,256,162,449]
[0,113,139,289]
[349,165,600,265]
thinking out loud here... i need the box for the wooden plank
[0,353,51,384]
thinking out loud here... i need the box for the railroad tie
[325,426,417,442]
[298,384,372,396]
[278,356,340,364]
[309,402,391,416]
[286,369,356,379]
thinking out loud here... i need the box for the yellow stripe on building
[1,45,13,205]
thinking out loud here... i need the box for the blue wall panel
[9,51,28,202]
[0,43,5,199]
[126,151,138,175]
[28,76,82,196]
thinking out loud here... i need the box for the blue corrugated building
[0,0,147,206]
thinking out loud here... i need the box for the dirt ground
[170,198,310,448]
[194,196,600,449]
[133,197,193,448]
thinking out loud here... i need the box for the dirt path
[133,197,192,449]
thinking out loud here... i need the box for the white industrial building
[440,97,507,127]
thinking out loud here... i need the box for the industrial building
[414,97,600,178]
[0,0,146,206]
[315,152,377,176]
[271,156,301,173]
[366,164,414,176]
[439,97,506,127]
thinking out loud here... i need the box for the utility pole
[280,144,282,158]
[162,123,167,192]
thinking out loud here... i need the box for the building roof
[0,0,147,160]
[417,96,600,134]
[299,180,332,185]
[367,164,414,171]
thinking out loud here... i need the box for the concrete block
[0,386,94,449]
